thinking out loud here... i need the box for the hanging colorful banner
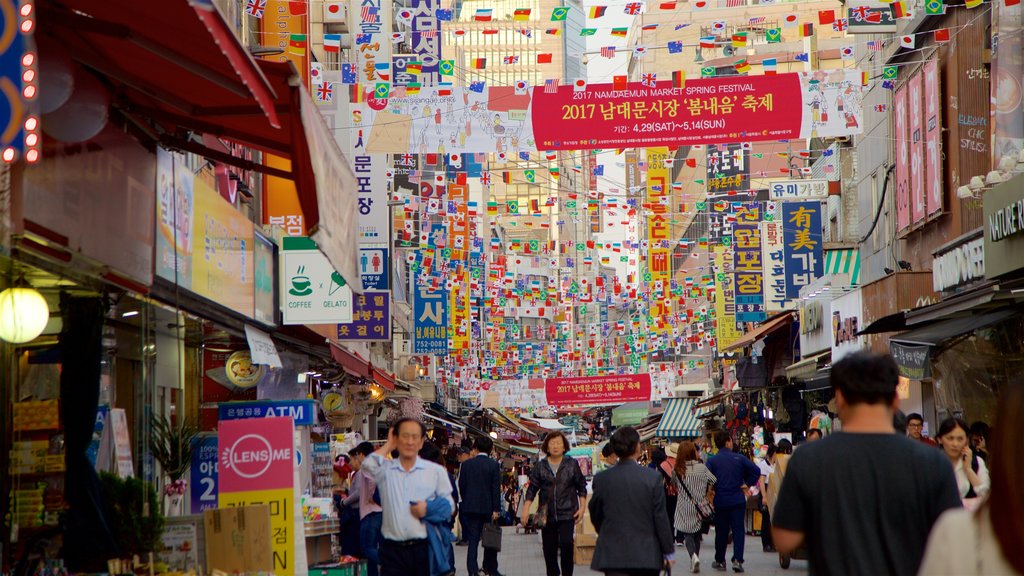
[531,71,864,151]
[448,182,471,354]
[782,202,824,300]
[909,73,926,226]
[545,373,652,406]
[337,291,392,341]
[356,71,864,153]
[895,85,911,233]
[733,203,765,323]
[923,61,943,220]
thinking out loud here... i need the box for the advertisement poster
[545,374,652,406]
[337,291,392,341]
[782,202,824,299]
[923,61,943,219]
[414,262,449,354]
[254,233,276,326]
[909,74,926,225]
[895,86,911,233]
[357,71,864,153]
[992,0,1023,176]
[190,435,219,514]
[218,417,297,576]
[156,149,193,288]
[200,348,263,430]
[769,179,829,200]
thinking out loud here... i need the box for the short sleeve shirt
[773,433,961,576]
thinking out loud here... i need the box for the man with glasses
[906,413,937,446]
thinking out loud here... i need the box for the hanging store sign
[889,342,931,380]
[413,256,448,354]
[545,373,652,407]
[190,435,218,513]
[769,179,829,200]
[359,246,389,290]
[218,400,316,426]
[337,291,392,341]
[983,174,1024,279]
[734,203,766,323]
[846,4,898,34]
[782,202,824,300]
[280,237,353,325]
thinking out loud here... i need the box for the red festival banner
[545,373,652,406]
[531,71,864,150]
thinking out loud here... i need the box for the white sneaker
[691,553,701,573]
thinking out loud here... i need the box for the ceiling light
[122,310,139,318]
[0,287,49,343]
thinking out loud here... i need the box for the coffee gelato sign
[280,237,353,325]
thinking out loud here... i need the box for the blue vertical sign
[190,435,219,513]
[413,256,448,354]
[782,202,824,299]
[733,202,766,323]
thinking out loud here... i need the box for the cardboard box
[574,544,595,566]
[575,511,599,546]
[204,505,273,574]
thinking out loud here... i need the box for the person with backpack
[659,444,680,532]
[935,417,990,505]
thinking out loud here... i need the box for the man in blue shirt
[362,418,455,576]
[706,429,761,573]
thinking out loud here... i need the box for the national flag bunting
[672,70,685,88]
[544,78,560,93]
[513,8,532,20]
[801,22,814,37]
[472,58,487,69]
[766,28,782,43]
[934,28,950,42]
[700,36,716,49]
[641,72,657,87]
[732,32,747,47]
[613,75,628,90]
[600,46,617,58]
[611,27,628,37]
[537,53,553,64]
[624,2,644,13]
[589,5,608,17]
[734,59,751,74]
[475,8,493,20]
[323,34,341,52]
[551,7,569,20]
[964,0,982,8]
[762,58,777,74]
[245,0,266,18]
[667,40,683,53]
[288,33,306,55]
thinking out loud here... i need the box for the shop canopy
[655,397,702,439]
[521,417,572,431]
[44,0,362,290]
[785,351,831,380]
[611,402,650,426]
[721,312,795,352]
[890,309,1018,348]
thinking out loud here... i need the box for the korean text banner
[782,202,824,299]
[413,261,448,354]
[337,291,392,341]
[531,71,864,150]
[354,70,864,153]
[545,374,652,407]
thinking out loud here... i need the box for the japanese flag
[693,0,709,9]
[435,172,446,185]
[783,14,799,27]
[448,153,462,167]
[574,78,587,91]
[324,1,346,21]
[900,34,916,48]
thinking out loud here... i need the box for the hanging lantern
[0,287,49,343]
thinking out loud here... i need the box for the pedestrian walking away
[458,435,504,576]
[362,418,456,576]
[772,352,962,576]
[350,442,384,576]
[589,426,675,576]
[521,431,588,576]
[672,441,717,573]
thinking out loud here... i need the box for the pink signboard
[924,61,943,219]
[530,71,864,150]
[545,373,652,406]
[217,416,295,493]
[909,74,926,225]
[895,86,911,233]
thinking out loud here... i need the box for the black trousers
[541,519,576,576]
[461,512,499,574]
[381,538,430,576]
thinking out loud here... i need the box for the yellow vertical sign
[646,147,671,336]
[714,246,742,349]
[448,183,471,354]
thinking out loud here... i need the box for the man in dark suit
[457,436,503,576]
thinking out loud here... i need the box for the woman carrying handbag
[672,441,717,574]
[521,432,588,576]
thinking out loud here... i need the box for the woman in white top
[918,388,1024,575]
[934,417,990,503]
[672,441,717,574]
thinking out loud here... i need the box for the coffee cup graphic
[290,266,313,296]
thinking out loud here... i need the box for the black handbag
[482,520,502,551]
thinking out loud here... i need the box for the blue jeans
[714,503,747,564]
[461,512,499,574]
[361,511,383,576]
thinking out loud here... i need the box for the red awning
[372,368,397,392]
[330,343,371,379]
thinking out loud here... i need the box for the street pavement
[453,526,809,576]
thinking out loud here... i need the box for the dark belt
[384,538,427,548]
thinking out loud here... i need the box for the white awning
[521,417,572,430]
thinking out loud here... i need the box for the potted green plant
[150,415,199,516]
[99,472,165,556]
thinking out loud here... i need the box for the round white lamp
[0,287,49,343]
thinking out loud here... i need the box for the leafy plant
[99,472,165,555]
[150,414,199,482]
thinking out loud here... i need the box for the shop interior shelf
[305,518,338,538]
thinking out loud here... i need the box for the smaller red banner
[545,374,652,406]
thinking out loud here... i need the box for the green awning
[612,402,649,426]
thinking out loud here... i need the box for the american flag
[245,0,266,18]
[600,46,616,58]
[316,81,334,102]
[641,72,657,87]
[544,78,560,93]
[417,30,439,38]
[360,6,378,22]
[725,0,744,7]
[867,40,884,51]
[748,16,766,24]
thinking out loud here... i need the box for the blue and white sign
[218,399,317,426]
[782,202,824,299]
[413,259,449,355]
[190,435,218,513]
[360,246,389,290]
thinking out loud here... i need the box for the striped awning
[824,249,861,285]
[655,398,702,438]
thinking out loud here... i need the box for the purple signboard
[337,291,392,341]
[409,0,441,84]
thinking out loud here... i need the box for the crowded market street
[1,0,1023,575]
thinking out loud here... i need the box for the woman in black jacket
[520,431,588,576]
